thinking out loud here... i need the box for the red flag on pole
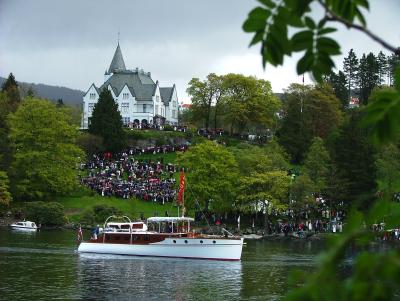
[177,170,185,205]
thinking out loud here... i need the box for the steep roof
[108,43,126,73]
[160,87,174,105]
[99,71,156,101]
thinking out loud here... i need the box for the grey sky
[0,0,399,102]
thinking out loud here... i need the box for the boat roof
[147,217,195,223]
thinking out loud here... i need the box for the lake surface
[0,228,326,301]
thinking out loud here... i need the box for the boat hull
[78,237,244,261]
[10,226,37,231]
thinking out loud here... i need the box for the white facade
[82,44,179,129]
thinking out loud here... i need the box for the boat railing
[103,215,133,244]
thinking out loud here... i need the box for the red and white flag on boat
[177,170,185,206]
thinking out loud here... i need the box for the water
[0,228,325,301]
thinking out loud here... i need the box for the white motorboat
[10,221,38,231]
[78,216,244,261]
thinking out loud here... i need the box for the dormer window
[123,93,129,100]
[90,93,96,100]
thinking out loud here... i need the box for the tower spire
[108,42,126,74]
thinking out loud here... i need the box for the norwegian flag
[177,170,185,205]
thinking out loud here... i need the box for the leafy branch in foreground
[243,0,399,81]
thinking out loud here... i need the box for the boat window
[213,241,216,244]
[124,236,129,241]
[185,240,188,244]
[144,236,150,241]
[173,240,176,243]
[106,235,111,241]
[200,240,203,244]
[115,236,120,240]
[17,222,24,225]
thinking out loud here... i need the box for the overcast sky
[0,0,399,102]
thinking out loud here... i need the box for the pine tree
[343,49,359,103]
[376,51,387,86]
[358,52,379,104]
[88,88,125,154]
[388,53,400,86]
[326,70,348,108]
[1,73,21,111]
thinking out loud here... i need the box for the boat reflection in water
[77,253,242,301]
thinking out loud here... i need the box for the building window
[156,95,160,102]
[155,105,159,115]
[172,101,177,108]
[122,117,130,125]
[88,103,95,113]
[89,93,96,100]
[123,93,129,100]
[143,104,147,113]
[121,102,129,113]
[161,107,164,117]
[172,110,177,119]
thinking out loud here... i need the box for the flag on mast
[177,170,185,206]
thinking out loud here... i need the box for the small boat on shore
[10,221,38,231]
[78,215,244,261]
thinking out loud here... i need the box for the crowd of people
[80,145,187,203]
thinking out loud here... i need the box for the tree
[376,51,388,86]
[1,73,21,111]
[243,1,400,300]
[326,70,348,108]
[358,52,379,104]
[8,99,84,200]
[303,137,331,193]
[186,73,224,130]
[278,84,342,162]
[222,73,280,134]
[176,141,239,212]
[237,170,290,226]
[331,110,376,209]
[0,171,12,206]
[88,88,125,154]
[289,174,316,220]
[76,133,105,156]
[230,140,289,176]
[375,143,400,197]
[343,49,359,102]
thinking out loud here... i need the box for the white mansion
[82,43,179,129]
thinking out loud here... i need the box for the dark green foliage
[80,204,122,226]
[330,110,376,209]
[1,73,21,110]
[76,132,104,156]
[358,53,380,105]
[88,89,125,154]
[0,171,12,206]
[24,201,66,226]
[326,70,348,108]
[343,49,359,102]
[278,84,342,162]
[243,0,342,81]
[362,68,400,144]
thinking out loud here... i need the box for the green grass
[56,188,180,223]
[132,152,177,164]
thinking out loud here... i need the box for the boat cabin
[147,217,195,234]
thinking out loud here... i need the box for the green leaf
[304,17,316,29]
[291,30,313,52]
[249,31,264,46]
[297,51,314,74]
[243,7,270,32]
[318,27,337,35]
[316,37,341,55]
[257,0,275,9]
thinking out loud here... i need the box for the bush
[163,125,174,131]
[25,201,66,226]
[92,204,122,223]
